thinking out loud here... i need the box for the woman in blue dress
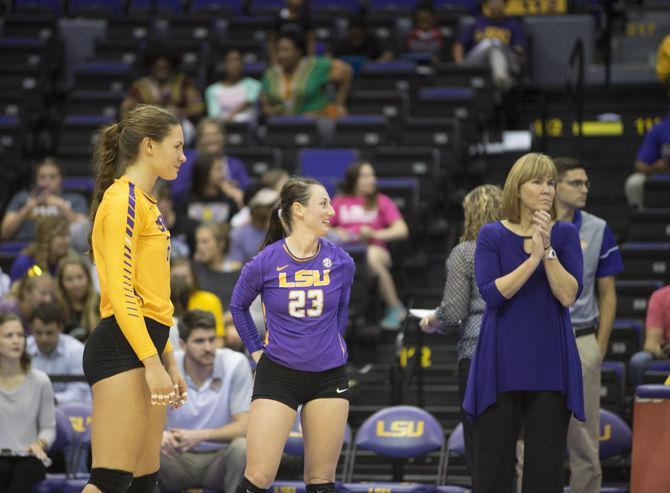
[464,153,585,493]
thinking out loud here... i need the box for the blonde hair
[24,215,70,269]
[501,153,558,223]
[55,254,100,335]
[461,184,503,241]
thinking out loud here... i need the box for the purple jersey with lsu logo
[230,238,355,371]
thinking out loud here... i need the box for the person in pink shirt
[331,161,409,330]
[629,284,670,387]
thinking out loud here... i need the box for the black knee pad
[306,482,337,493]
[88,467,134,493]
[127,471,159,493]
[236,476,268,493]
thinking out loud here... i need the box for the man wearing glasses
[554,157,624,493]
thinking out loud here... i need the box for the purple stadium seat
[298,148,360,195]
[599,409,631,460]
[343,405,445,491]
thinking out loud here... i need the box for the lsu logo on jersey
[278,269,331,288]
[376,420,425,438]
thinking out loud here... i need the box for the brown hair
[461,185,503,241]
[197,222,232,256]
[23,215,70,269]
[501,153,558,223]
[0,311,30,372]
[88,104,180,259]
[553,156,585,178]
[170,257,201,318]
[262,176,323,248]
[55,254,100,334]
[341,161,377,210]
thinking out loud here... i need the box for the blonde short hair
[501,153,557,223]
[461,184,503,241]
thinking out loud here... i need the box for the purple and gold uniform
[230,238,354,372]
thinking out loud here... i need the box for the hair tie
[277,208,282,218]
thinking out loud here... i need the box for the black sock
[236,476,268,493]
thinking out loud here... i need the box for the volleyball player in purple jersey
[230,176,355,493]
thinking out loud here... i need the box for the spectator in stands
[331,161,409,330]
[206,49,262,124]
[0,269,9,299]
[159,310,251,492]
[624,115,670,208]
[331,18,393,63]
[261,32,353,118]
[27,301,90,405]
[464,153,584,493]
[229,188,279,265]
[268,0,316,61]
[55,254,99,342]
[196,118,251,194]
[516,158,624,493]
[656,34,670,85]
[1,157,88,243]
[0,270,55,334]
[453,0,526,92]
[10,215,72,282]
[155,182,199,258]
[194,223,241,274]
[629,284,670,388]
[230,170,290,229]
[171,257,226,344]
[0,311,55,492]
[405,4,445,64]
[121,43,204,144]
[186,154,241,224]
[420,184,503,484]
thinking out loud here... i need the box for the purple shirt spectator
[459,16,526,55]
[636,116,670,166]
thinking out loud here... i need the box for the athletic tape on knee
[88,467,134,493]
[306,482,337,493]
[236,476,268,493]
[127,471,159,493]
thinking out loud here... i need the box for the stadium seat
[65,90,123,119]
[598,409,632,493]
[358,62,418,92]
[369,0,417,15]
[644,174,670,208]
[74,61,131,92]
[601,361,626,412]
[348,90,407,122]
[93,38,145,65]
[224,121,254,148]
[33,409,75,492]
[438,422,466,487]
[0,116,22,159]
[13,0,62,14]
[619,242,670,280]
[266,117,320,148]
[58,402,93,476]
[343,405,445,489]
[333,116,389,148]
[249,0,285,15]
[128,0,182,14]
[628,209,670,242]
[312,0,361,15]
[228,147,282,178]
[605,320,642,362]
[226,16,274,43]
[60,115,115,148]
[615,280,663,320]
[190,0,244,14]
[370,147,441,205]
[298,148,359,195]
[68,0,124,16]
[413,88,476,131]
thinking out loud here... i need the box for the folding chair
[598,409,632,493]
[58,402,93,478]
[343,405,446,492]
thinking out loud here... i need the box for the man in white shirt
[159,310,252,493]
[26,301,90,405]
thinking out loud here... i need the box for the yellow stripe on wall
[571,121,624,137]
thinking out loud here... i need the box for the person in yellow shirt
[81,104,188,493]
[170,257,226,341]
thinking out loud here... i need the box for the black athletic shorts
[82,316,170,386]
[252,353,349,410]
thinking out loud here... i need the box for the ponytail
[261,205,287,249]
[88,123,121,260]
[260,176,321,250]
